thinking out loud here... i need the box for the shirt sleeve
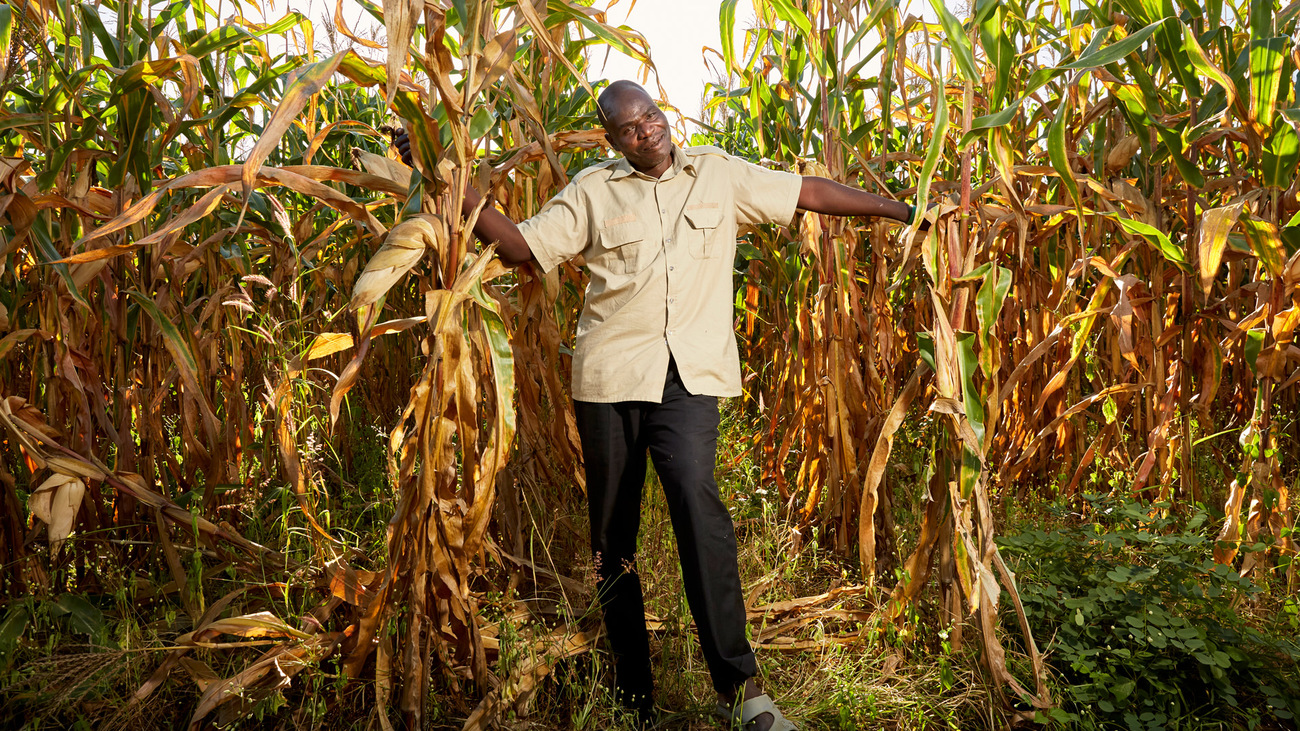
[727,154,803,228]
[517,179,590,274]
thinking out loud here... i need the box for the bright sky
[306,0,748,127]
[278,0,936,130]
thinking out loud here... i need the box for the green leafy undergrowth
[999,495,1300,730]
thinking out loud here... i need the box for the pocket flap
[602,220,644,247]
[685,207,722,229]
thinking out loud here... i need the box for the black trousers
[574,360,756,710]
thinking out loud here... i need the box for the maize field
[0,0,1297,727]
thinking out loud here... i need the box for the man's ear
[604,131,617,153]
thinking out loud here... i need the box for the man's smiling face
[600,83,673,178]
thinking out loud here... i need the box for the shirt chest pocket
[597,219,645,275]
[684,206,723,259]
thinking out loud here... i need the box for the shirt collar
[608,145,697,181]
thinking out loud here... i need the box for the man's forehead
[602,88,659,124]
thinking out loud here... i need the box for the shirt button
[666,238,672,243]
[661,208,667,214]
[669,297,675,303]
[669,266,675,271]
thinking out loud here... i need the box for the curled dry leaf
[350,215,447,316]
[178,611,312,646]
[28,473,85,549]
[353,148,412,188]
[1106,134,1142,170]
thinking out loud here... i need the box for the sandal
[713,692,798,731]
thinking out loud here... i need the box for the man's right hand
[387,127,533,266]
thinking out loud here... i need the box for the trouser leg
[645,362,756,695]
[573,399,654,711]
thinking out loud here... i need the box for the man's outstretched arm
[460,187,534,266]
[797,176,913,223]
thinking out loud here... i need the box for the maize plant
[1,0,1298,726]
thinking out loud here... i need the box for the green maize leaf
[1281,224,1300,254]
[0,6,12,78]
[862,0,896,33]
[1048,94,1079,206]
[469,277,517,435]
[116,56,194,93]
[1071,277,1116,359]
[1154,123,1207,187]
[1024,65,1067,95]
[962,104,1020,147]
[469,107,495,139]
[1245,328,1265,376]
[954,262,994,283]
[957,332,985,445]
[846,41,888,81]
[0,604,29,662]
[79,3,122,67]
[929,0,981,85]
[894,76,948,287]
[127,290,202,388]
[1125,52,1164,105]
[53,595,106,639]
[1148,0,1200,95]
[1114,0,1153,24]
[720,0,739,73]
[1062,19,1163,70]
[1240,218,1287,276]
[1250,37,1288,134]
[392,90,442,172]
[1251,0,1273,40]
[186,23,257,58]
[766,0,813,37]
[1263,121,1299,188]
[257,12,312,39]
[976,266,1013,348]
[36,138,81,192]
[31,220,90,310]
[878,10,897,152]
[150,0,194,36]
[976,266,1012,383]
[979,4,1016,106]
[1205,0,1223,28]
[1076,24,1115,62]
[338,53,388,88]
[1181,21,1239,114]
[1112,69,1207,187]
[1173,0,1204,20]
[918,332,937,375]
[1115,215,1189,270]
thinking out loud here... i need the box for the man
[447,81,916,730]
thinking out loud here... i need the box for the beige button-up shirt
[518,144,802,403]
